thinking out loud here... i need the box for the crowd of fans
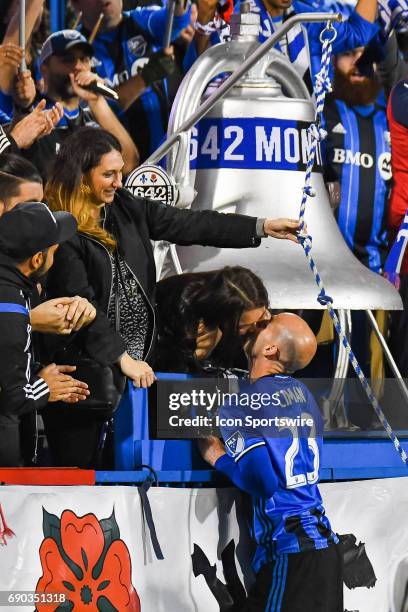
[1,0,408,468]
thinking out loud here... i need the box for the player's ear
[263,344,279,360]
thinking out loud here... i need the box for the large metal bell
[163,11,402,310]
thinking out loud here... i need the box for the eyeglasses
[238,308,272,333]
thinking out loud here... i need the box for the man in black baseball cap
[0,202,90,467]
[0,200,77,262]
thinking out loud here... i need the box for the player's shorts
[241,543,343,612]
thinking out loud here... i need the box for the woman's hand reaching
[263,218,306,243]
[118,352,156,388]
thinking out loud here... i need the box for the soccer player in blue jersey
[200,313,342,611]
[71,0,191,160]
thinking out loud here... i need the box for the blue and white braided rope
[297,22,408,465]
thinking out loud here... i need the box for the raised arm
[355,0,378,22]
[70,71,140,174]
[0,0,45,94]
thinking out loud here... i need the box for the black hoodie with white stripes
[0,259,49,424]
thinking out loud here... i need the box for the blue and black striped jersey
[218,375,337,571]
[323,96,390,273]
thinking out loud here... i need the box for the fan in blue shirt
[200,313,342,612]
[72,0,191,160]
[190,0,378,95]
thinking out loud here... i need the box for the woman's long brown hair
[45,127,122,250]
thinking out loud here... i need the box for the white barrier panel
[0,478,408,611]
[0,486,254,611]
[320,477,408,612]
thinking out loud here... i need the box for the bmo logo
[333,148,392,180]
[332,149,374,168]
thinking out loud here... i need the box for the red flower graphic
[36,509,140,611]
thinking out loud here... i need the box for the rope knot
[296,231,312,247]
[314,69,333,95]
[317,290,333,306]
[302,185,316,197]
[307,123,327,143]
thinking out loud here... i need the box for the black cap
[40,30,94,66]
[0,202,77,259]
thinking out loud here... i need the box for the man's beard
[333,66,381,107]
[31,258,49,282]
[47,73,75,101]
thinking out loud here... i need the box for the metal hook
[319,20,338,44]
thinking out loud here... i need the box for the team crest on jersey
[127,35,147,57]
[378,152,392,181]
[225,431,245,457]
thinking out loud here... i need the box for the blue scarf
[246,0,313,92]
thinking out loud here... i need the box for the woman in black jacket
[43,127,301,467]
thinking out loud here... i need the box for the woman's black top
[107,251,152,360]
[44,188,262,367]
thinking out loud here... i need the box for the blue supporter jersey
[80,6,191,161]
[323,96,390,272]
[250,0,377,87]
[218,375,337,572]
[185,0,378,93]
[0,92,12,125]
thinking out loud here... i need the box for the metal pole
[147,11,342,164]
[366,309,408,405]
[163,0,176,48]
[19,0,27,71]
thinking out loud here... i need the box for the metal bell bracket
[296,22,408,466]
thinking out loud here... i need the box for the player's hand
[13,70,36,109]
[263,218,303,243]
[118,353,156,388]
[70,70,103,102]
[39,363,90,403]
[197,436,226,466]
